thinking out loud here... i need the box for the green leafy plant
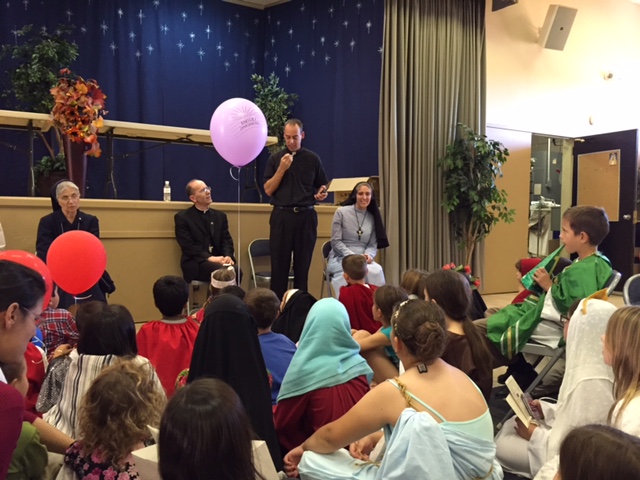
[1,25,80,166]
[251,72,298,153]
[0,24,78,113]
[439,124,516,266]
[33,153,66,177]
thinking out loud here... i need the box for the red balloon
[0,250,53,308]
[46,231,107,296]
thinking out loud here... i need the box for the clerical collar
[194,206,210,214]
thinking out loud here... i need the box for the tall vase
[63,135,88,196]
[36,170,68,198]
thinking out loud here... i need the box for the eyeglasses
[198,186,211,194]
[19,305,42,321]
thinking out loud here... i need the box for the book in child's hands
[505,376,541,428]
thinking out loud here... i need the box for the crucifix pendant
[357,228,363,241]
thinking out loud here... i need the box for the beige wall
[481,1,639,290]
[0,197,337,324]
[483,127,532,294]
[486,0,640,138]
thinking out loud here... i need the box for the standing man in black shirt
[264,119,328,299]
[174,179,238,283]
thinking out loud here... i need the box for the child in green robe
[480,206,612,386]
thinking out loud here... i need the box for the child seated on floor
[478,206,612,387]
[36,284,78,357]
[136,275,199,397]
[352,285,408,384]
[424,270,493,399]
[272,289,317,344]
[339,255,379,333]
[603,306,640,437]
[194,266,237,324]
[59,360,166,479]
[533,304,640,480]
[244,288,297,405]
[400,268,429,299]
[2,358,48,480]
[160,378,271,480]
[555,425,640,480]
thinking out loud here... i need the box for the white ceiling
[222,0,291,10]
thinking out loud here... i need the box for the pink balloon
[210,98,268,167]
[47,231,107,296]
[0,250,53,308]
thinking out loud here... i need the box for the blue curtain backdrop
[0,0,383,202]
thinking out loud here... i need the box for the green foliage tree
[1,24,78,165]
[439,124,516,266]
[251,72,298,153]
[0,24,78,113]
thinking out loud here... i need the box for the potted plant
[1,27,107,193]
[439,124,516,266]
[251,73,298,153]
[33,153,67,197]
[0,25,79,190]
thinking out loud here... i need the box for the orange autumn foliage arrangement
[50,68,107,157]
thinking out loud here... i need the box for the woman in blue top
[284,299,502,480]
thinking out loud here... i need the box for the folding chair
[187,280,209,315]
[521,268,620,392]
[248,238,294,290]
[606,270,622,296]
[497,269,621,429]
[623,273,640,305]
[320,241,334,298]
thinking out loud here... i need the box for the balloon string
[234,166,241,287]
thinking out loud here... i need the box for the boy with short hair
[483,206,612,384]
[244,288,296,405]
[338,254,379,333]
[36,285,78,356]
[137,275,199,396]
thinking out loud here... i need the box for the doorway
[572,130,639,290]
[528,135,565,257]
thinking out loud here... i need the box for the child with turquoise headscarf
[274,298,372,453]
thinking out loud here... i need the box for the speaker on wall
[538,5,578,51]
[492,0,518,12]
